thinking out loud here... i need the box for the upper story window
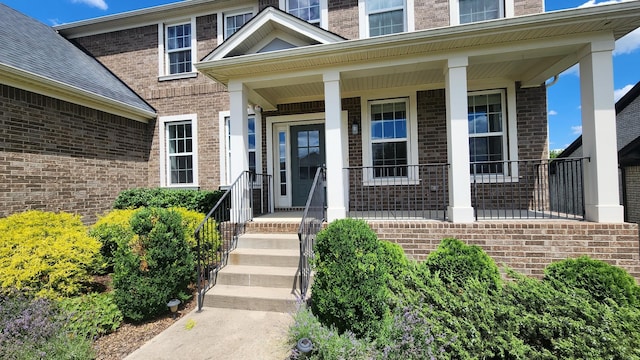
[367,0,406,36]
[459,0,503,24]
[288,0,320,25]
[451,0,512,26]
[280,0,328,28]
[225,11,253,39]
[166,23,192,74]
[468,90,508,175]
[158,18,197,79]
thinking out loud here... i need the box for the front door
[291,124,325,207]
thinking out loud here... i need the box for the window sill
[471,175,519,184]
[164,184,200,190]
[158,72,198,82]
[363,178,420,187]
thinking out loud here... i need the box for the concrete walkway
[125,307,293,360]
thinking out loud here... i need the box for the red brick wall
[369,221,640,280]
[0,85,151,223]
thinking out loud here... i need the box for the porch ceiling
[196,2,640,108]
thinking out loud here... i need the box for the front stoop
[203,230,301,313]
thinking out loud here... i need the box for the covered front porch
[197,3,640,224]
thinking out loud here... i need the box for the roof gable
[202,6,345,61]
[0,4,155,121]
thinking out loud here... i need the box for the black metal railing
[195,171,272,311]
[345,164,449,220]
[471,158,588,220]
[297,166,326,301]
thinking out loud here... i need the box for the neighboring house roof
[0,4,155,122]
[557,81,640,159]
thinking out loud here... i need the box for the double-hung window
[225,12,253,39]
[160,115,198,187]
[366,0,405,37]
[370,99,408,178]
[287,0,321,25]
[468,90,508,175]
[459,0,504,24]
[166,23,192,75]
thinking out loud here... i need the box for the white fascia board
[203,7,344,61]
[55,0,241,39]
[0,64,156,123]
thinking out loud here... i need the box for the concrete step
[203,284,298,313]
[229,248,299,267]
[217,265,298,288]
[237,233,299,250]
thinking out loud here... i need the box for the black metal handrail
[344,163,450,220]
[471,157,588,220]
[195,171,272,311]
[297,166,326,301]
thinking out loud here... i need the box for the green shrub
[544,255,640,307]
[505,274,640,359]
[58,292,123,339]
[424,238,502,290]
[113,188,224,213]
[0,211,102,298]
[310,219,390,339]
[90,209,138,273]
[113,208,195,322]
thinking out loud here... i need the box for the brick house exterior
[3,1,640,277]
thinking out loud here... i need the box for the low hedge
[113,188,224,213]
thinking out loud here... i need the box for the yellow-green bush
[91,207,217,269]
[0,211,101,298]
[90,209,138,272]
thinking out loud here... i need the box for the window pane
[369,9,404,36]
[288,0,319,23]
[460,0,502,24]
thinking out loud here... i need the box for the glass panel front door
[291,124,325,207]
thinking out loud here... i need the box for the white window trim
[358,0,414,39]
[218,109,260,187]
[157,17,197,79]
[467,84,518,183]
[159,114,199,188]
[450,0,514,26]
[279,0,329,29]
[216,6,259,43]
[360,94,419,186]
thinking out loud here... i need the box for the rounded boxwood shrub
[0,211,101,298]
[112,208,195,322]
[310,218,390,339]
[90,209,137,273]
[543,255,640,307]
[424,238,502,291]
[113,188,224,213]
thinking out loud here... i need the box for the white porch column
[228,80,249,180]
[445,56,475,223]
[579,36,624,223]
[323,71,347,221]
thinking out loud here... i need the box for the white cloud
[548,110,558,116]
[614,84,634,101]
[614,28,640,55]
[578,0,633,8]
[560,64,579,77]
[71,0,108,10]
[571,125,583,135]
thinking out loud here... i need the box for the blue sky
[3,0,639,151]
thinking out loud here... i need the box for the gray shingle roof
[0,4,155,116]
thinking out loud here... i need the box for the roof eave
[0,64,156,123]
[196,1,640,86]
